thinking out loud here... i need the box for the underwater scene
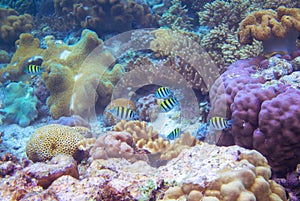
[0,0,300,200]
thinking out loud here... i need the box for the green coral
[0,81,37,127]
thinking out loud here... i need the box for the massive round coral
[210,54,300,175]
[26,124,86,162]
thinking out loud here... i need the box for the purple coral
[210,53,300,175]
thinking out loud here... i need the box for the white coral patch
[59,50,71,60]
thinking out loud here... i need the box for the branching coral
[158,0,193,30]
[198,0,251,29]
[196,0,299,67]
[0,7,33,44]
[200,24,263,69]
[147,28,219,93]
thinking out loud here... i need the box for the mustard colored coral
[238,6,300,44]
[26,124,86,162]
[0,29,125,119]
[0,7,33,44]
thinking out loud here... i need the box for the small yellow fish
[160,97,179,112]
[109,106,138,120]
[167,128,181,140]
[155,87,172,99]
[25,64,42,74]
[209,117,232,130]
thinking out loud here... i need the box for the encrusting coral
[26,124,89,162]
[0,7,33,44]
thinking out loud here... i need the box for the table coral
[26,124,87,162]
[209,53,300,175]
[0,81,38,127]
[0,7,33,44]
[238,6,300,53]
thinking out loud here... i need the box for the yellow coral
[26,124,86,162]
[238,6,300,44]
[1,29,124,119]
[0,8,33,43]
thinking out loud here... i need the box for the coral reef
[210,53,300,175]
[0,7,33,44]
[54,0,156,35]
[200,23,263,69]
[158,0,193,30]
[196,0,300,67]
[238,6,300,53]
[26,124,87,162]
[113,120,198,162]
[0,144,287,201]
[148,28,221,92]
[0,29,125,120]
[103,98,136,126]
[0,82,38,127]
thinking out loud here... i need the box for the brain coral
[209,54,300,175]
[26,124,86,162]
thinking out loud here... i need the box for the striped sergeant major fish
[109,106,138,121]
[25,64,42,74]
[155,87,172,99]
[208,116,233,130]
[160,97,179,112]
[167,128,181,140]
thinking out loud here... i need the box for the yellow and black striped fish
[25,65,42,74]
[155,87,172,99]
[167,128,181,140]
[109,106,138,120]
[209,117,232,130]
[160,97,179,112]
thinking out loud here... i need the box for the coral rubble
[0,143,287,201]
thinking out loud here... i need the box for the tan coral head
[238,6,300,53]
